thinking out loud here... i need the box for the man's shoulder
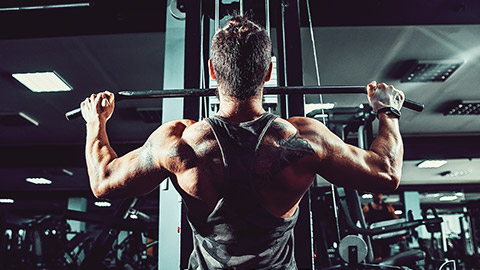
[148,119,200,144]
[285,116,322,129]
[279,116,328,139]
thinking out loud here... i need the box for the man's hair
[211,16,272,100]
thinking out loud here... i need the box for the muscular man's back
[165,114,318,221]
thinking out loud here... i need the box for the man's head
[210,16,272,101]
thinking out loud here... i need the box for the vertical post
[403,191,422,248]
[183,0,202,121]
[274,0,287,118]
[181,0,203,267]
[158,0,186,269]
[239,0,244,16]
[280,0,304,117]
[265,0,271,37]
[277,0,310,268]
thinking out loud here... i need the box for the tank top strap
[204,112,277,183]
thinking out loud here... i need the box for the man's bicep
[311,126,385,191]
[292,117,397,192]
[99,144,171,199]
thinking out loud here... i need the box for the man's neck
[216,88,266,123]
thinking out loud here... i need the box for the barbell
[65,85,424,120]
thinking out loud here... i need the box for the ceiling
[0,0,480,203]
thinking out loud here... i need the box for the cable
[305,0,326,124]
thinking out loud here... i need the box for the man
[81,16,404,269]
[363,193,401,261]
[363,193,399,224]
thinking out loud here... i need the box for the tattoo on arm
[138,140,155,170]
[168,142,197,170]
[254,121,315,179]
[278,134,315,162]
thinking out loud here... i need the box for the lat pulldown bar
[65,85,424,120]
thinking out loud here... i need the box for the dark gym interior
[1,0,480,269]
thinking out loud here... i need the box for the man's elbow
[386,174,401,191]
[376,172,401,192]
[374,158,402,191]
[90,181,110,199]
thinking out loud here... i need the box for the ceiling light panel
[401,60,463,83]
[94,201,111,207]
[0,198,14,204]
[440,170,471,178]
[417,160,447,168]
[444,101,480,115]
[12,71,72,92]
[26,177,52,185]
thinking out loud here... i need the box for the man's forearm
[85,120,118,196]
[369,114,403,187]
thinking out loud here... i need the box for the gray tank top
[188,113,299,270]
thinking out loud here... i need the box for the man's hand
[81,91,115,123]
[367,81,405,112]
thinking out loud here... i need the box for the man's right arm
[292,82,405,192]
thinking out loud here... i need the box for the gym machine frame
[309,105,443,270]
[63,0,426,269]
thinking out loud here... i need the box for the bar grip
[65,107,82,121]
[403,98,424,112]
[65,95,125,121]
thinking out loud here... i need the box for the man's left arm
[82,91,171,199]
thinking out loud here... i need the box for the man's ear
[209,59,217,80]
[264,61,273,82]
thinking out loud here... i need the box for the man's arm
[81,91,173,199]
[292,82,405,192]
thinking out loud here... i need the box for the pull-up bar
[65,85,424,120]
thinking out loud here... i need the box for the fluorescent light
[0,198,14,204]
[417,160,447,168]
[26,177,52,185]
[362,194,373,199]
[305,103,335,112]
[425,193,441,198]
[19,112,39,126]
[439,195,458,201]
[12,71,72,92]
[130,214,138,219]
[62,169,74,176]
[94,201,111,207]
[394,210,403,215]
